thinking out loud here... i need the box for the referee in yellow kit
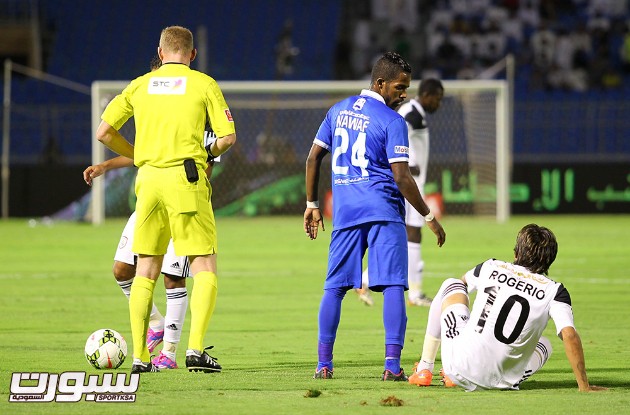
[96,25,236,373]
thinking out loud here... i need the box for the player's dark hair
[150,55,162,71]
[371,52,411,83]
[419,78,444,96]
[513,224,558,275]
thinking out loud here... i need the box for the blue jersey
[314,89,410,230]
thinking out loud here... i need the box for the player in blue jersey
[357,79,445,307]
[304,52,446,381]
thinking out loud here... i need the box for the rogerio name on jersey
[336,110,370,132]
[488,270,546,300]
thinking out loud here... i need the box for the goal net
[88,80,509,224]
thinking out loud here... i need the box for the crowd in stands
[338,0,630,92]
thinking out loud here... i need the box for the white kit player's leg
[152,240,189,369]
[410,278,467,387]
[404,196,431,307]
[407,241,428,304]
[515,336,553,387]
[114,212,164,334]
[355,267,373,306]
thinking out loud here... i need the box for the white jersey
[398,99,429,188]
[451,259,574,389]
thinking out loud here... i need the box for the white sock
[407,242,423,298]
[418,334,440,373]
[164,287,188,345]
[117,278,133,298]
[118,278,164,330]
[361,267,370,288]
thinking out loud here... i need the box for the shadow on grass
[520,379,628,390]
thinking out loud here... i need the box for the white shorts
[114,212,191,277]
[404,176,425,228]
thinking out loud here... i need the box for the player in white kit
[408,224,606,392]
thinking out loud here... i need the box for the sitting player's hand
[580,385,608,392]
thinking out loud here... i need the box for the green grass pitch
[0,215,629,414]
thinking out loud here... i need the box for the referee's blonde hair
[159,26,194,54]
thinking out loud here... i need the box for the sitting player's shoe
[440,369,456,388]
[355,288,374,306]
[146,327,164,353]
[407,294,432,307]
[381,369,408,381]
[313,367,333,379]
[186,346,222,373]
[131,359,160,374]
[408,368,433,386]
[152,352,178,369]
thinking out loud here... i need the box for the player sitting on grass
[408,224,606,392]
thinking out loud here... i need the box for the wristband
[306,201,319,209]
[424,212,435,222]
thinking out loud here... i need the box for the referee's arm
[96,120,135,160]
[207,133,236,158]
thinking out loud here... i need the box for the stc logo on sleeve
[148,77,187,95]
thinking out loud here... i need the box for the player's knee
[163,274,186,289]
[438,278,468,309]
[439,278,467,298]
[112,261,135,282]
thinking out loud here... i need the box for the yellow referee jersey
[101,63,235,169]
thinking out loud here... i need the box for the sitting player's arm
[551,286,606,392]
[559,326,606,392]
[96,120,135,159]
[83,155,134,186]
[391,162,445,247]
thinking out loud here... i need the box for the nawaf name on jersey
[313,89,410,230]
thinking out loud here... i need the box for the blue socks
[317,287,346,369]
[383,285,406,373]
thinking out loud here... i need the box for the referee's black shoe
[131,359,160,373]
[186,346,222,373]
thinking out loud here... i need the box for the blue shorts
[325,221,408,292]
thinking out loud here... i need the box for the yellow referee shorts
[132,164,217,256]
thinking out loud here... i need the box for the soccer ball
[84,328,128,369]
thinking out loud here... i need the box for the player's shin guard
[317,287,346,367]
[383,285,407,346]
[164,287,188,347]
[129,276,156,362]
[188,271,218,351]
[383,286,406,373]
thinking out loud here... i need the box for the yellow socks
[129,276,156,362]
[188,271,218,351]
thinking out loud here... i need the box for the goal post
[90,80,510,224]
